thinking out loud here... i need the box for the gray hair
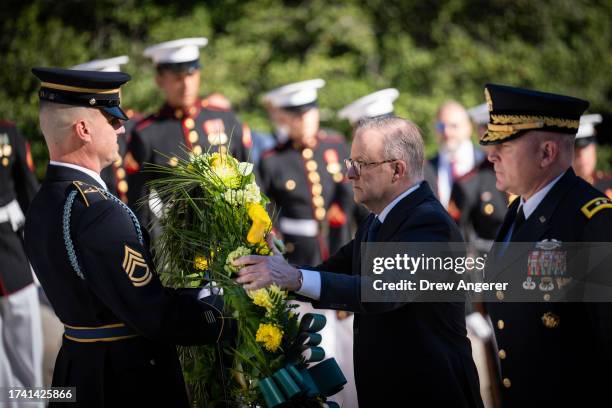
[354,116,425,181]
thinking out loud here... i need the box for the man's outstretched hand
[233,233,302,291]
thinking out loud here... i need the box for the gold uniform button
[118,180,128,193]
[502,378,511,388]
[3,144,12,156]
[306,160,318,171]
[308,172,320,183]
[313,196,325,208]
[311,183,323,195]
[326,162,341,174]
[116,168,126,179]
[543,293,551,302]
[175,109,184,119]
[497,320,505,330]
[285,179,296,191]
[2,157,9,167]
[189,130,199,143]
[484,203,494,215]
[192,145,203,155]
[184,118,195,129]
[302,148,314,159]
[498,349,507,359]
[114,157,123,166]
[315,207,326,220]
[496,290,505,301]
[168,156,179,167]
[333,173,344,183]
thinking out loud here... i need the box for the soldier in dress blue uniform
[71,56,139,204]
[573,113,612,198]
[0,120,43,399]
[258,79,353,265]
[480,84,612,407]
[25,67,229,408]
[127,38,251,227]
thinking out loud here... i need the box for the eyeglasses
[344,158,397,177]
[101,111,124,130]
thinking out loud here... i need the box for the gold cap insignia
[122,245,152,287]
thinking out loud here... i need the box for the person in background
[0,119,43,407]
[430,101,485,208]
[573,113,612,198]
[258,79,353,264]
[127,37,251,227]
[71,55,140,204]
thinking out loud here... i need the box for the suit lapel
[376,181,434,242]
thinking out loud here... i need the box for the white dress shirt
[49,161,107,190]
[437,140,475,208]
[297,182,421,300]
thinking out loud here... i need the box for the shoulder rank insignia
[581,197,612,219]
[72,181,107,207]
[122,245,152,287]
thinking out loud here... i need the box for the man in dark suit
[25,67,229,408]
[430,101,485,208]
[481,84,612,407]
[235,116,483,407]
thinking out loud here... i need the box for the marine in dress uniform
[25,68,229,408]
[480,84,612,407]
[573,113,612,199]
[258,79,353,265]
[127,38,251,226]
[71,56,138,204]
[0,120,43,400]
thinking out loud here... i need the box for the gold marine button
[502,378,511,388]
[192,145,203,155]
[333,173,344,183]
[189,130,199,143]
[484,203,494,215]
[114,157,122,166]
[116,168,126,179]
[308,172,320,183]
[2,157,9,167]
[313,196,325,208]
[302,148,314,159]
[311,183,323,195]
[168,156,179,167]
[175,109,184,119]
[326,162,341,174]
[498,349,507,360]
[285,179,296,191]
[306,160,318,171]
[118,180,128,193]
[3,144,12,156]
[497,320,505,330]
[184,118,195,129]
[315,207,326,220]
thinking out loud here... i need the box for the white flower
[238,162,254,176]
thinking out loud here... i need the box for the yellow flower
[194,255,208,270]
[255,323,283,352]
[247,203,272,244]
[248,288,274,312]
[209,152,241,188]
[268,283,287,300]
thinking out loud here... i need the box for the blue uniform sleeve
[73,198,226,345]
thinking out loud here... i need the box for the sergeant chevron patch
[122,245,152,287]
[581,197,612,219]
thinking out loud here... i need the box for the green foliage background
[1,0,611,177]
